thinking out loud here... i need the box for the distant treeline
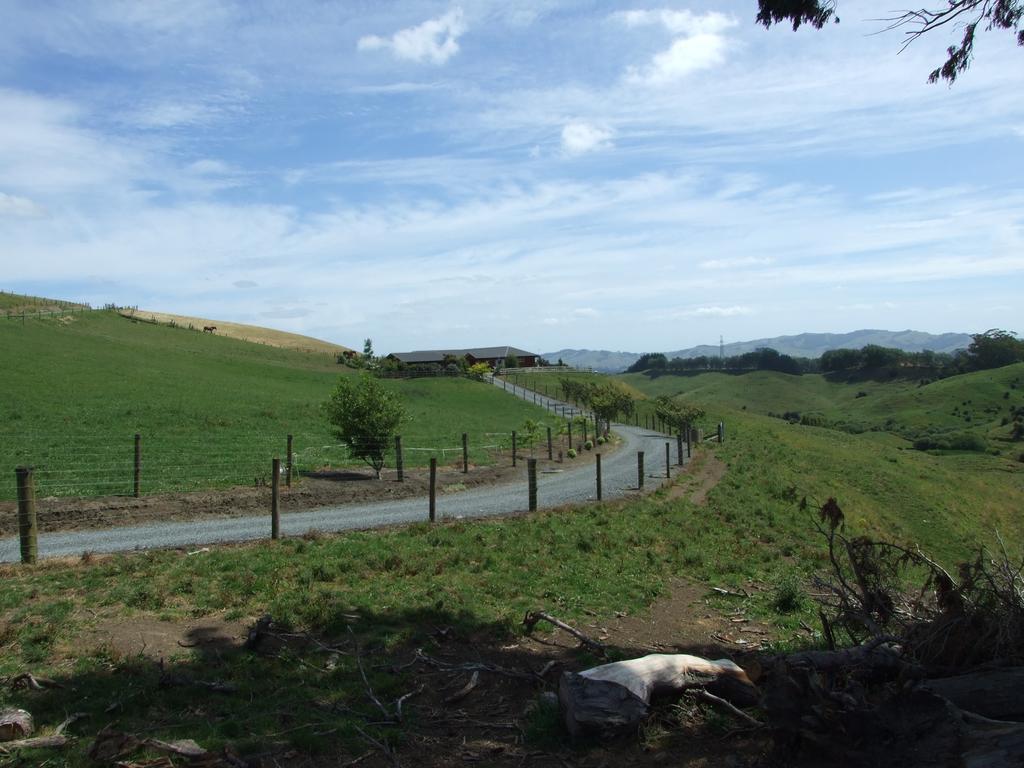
[627,330,1024,377]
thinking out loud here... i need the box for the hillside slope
[0,311,552,499]
[127,308,353,355]
[620,364,1024,446]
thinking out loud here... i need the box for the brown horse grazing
[203,325,217,333]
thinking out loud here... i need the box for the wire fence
[0,421,585,501]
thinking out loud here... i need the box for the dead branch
[522,610,606,655]
[157,658,237,694]
[694,689,763,729]
[9,672,63,691]
[413,649,541,681]
[353,724,400,768]
[711,586,750,598]
[443,671,480,705]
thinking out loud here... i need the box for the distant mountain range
[545,330,974,373]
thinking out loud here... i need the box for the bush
[596,436,606,445]
[913,431,988,452]
[771,573,806,614]
[566,448,577,459]
[583,440,593,451]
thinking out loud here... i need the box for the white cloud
[131,100,219,128]
[561,122,614,155]
[617,9,735,36]
[0,192,45,218]
[358,8,466,65]
[619,9,737,86]
[685,306,753,317]
[699,256,773,270]
[573,307,599,318]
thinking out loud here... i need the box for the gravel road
[0,378,686,562]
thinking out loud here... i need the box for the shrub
[596,436,606,445]
[583,440,593,451]
[567,448,577,459]
[913,431,988,452]
[467,362,491,381]
[771,573,806,614]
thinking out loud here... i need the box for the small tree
[589,382,635,430]
[363,338,374,360]
[654,395,705,433]
[505,351,519,369]
[467,362,491,380]
[325,374,405,479]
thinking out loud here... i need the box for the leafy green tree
[756,0,1023,84]
[589,383,635,428]
[965,329,1024,370]
[363,338,373,359]
[324,374,405,479]
[654,395,705,432]
[626,353,668,373]
[504,351,519,369]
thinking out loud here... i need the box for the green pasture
[0,311,555,498]
[1,404,1021,763]
[620,364,1024,448]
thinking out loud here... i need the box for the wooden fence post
[286,434,293,487]
[686,425,692,459]
[637,451,645,489]
[462,432,469,474]
[429,458,437,522]
[547,426,553,460]
[16,467,37,564]
[512,431,517,467]
[395,435,404,481]
[596,453,602,501]
[133,433,141,498]
[718,422,725,443]
[271,458,280,540]
[583,419,588,445]
[528,458,537,512]
[677,432,684,466]
[567,421,572,451]
[665,442,671,478]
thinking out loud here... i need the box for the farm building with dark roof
[387,346,538,368]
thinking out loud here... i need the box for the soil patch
[79,616,250,661]
[668,450,727,506]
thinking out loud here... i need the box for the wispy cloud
[0,191,46,218]
[561,122,614,155]
[358,8,466,65]
[700,256,773,270]
[617,9,737,86]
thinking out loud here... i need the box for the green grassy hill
[0,310,553,498]
[620,365,1024,449]
[0,289,89,315]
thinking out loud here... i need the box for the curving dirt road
[0,379,688,562]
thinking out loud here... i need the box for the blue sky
[1,1,1022,354]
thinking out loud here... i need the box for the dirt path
[667,448,727,505]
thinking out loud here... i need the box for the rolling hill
[546,329,973,372]
[126,308,353,356]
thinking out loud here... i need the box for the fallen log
[558,653,757,740]
[924,667,1024,722]
[0,710,33,742]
